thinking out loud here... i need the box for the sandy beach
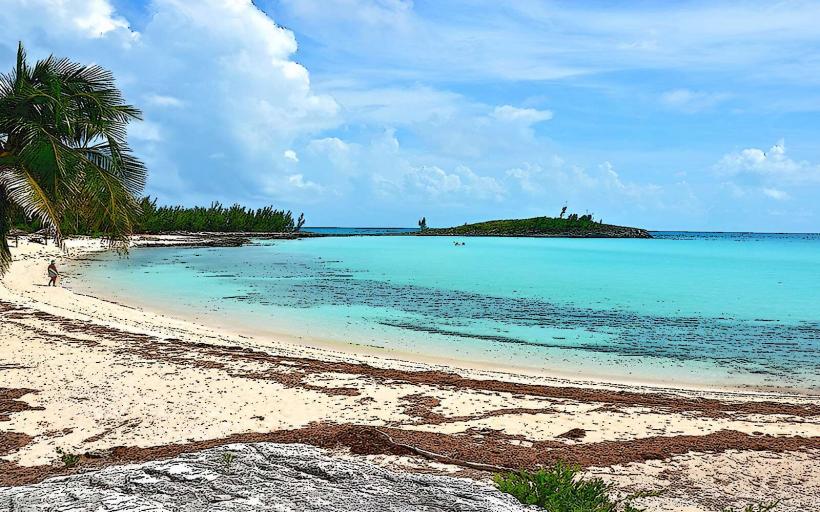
[2,237,819,511]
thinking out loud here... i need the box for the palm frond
[0,164,63,241]
[0,42,146,272]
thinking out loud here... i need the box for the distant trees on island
[558,204,597,223]
[417,206,648,237]
[414,206,602,236]
[10,197,306,235]
[134,197,305,234]
[423,215,604,236]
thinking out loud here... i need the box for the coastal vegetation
[133,197,305,234]
[220,451,237,472]
[0,43,146,273]
[494,464,644,511]
[9,197,306,236]
[421,214,651,238]
[55,448,80,469]
[495,465,778,512]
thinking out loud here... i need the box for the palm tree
[0,43,146,274]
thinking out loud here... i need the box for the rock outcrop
[0,443,527,511]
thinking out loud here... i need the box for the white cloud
[308,137,351,155]
[306,137,360,175]
[282,0,413,26]
[128,120,162,142]
[283,149,299,162]
[762,188,790,201]
[721,182,792,202]
[715,140,820,183]
[721,181,749,199]
[492,105,553,124]
[1,0,340,202]
[598,161,663,198]
[145,94,184,108]
[660,89,729,112]
[74,1,129,37]
[370,159,505,203]
[507,159,662,204]
[506,159,593,195]
[326,83,464,125]
[457,165,506,200]
[287,173,321,191]
[405,166,462,196]
[371,128,400,153]
[0,0,134,46]
[506,160,563,194]
[278,0,820,84]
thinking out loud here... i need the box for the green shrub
[494,464,643,512]
[55,447,80,468]
[495,465,778,512]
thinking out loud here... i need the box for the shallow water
[75,232,820,392]
[302,227,420,235]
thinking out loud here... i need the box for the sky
[2,1,820,231]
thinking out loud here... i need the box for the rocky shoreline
[131,231,322,248]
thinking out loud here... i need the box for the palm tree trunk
[0,188,12,274]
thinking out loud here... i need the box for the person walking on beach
[47,260,60,287]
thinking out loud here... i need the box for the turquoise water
[75,233,820,392]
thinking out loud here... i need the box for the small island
[418,214,652,238]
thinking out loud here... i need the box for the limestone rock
[0,443,528,511]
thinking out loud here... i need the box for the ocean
[73,231,820,392]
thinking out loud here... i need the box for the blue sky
[3,1,820,231]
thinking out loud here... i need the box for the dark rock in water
[0,443,527,511]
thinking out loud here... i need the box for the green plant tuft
[496,464,779,512]
[221,451,236,471]
[55,447,80,468]
[494,463,645,512]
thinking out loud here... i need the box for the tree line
[134,197,305,233]
[9,197,306,235]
